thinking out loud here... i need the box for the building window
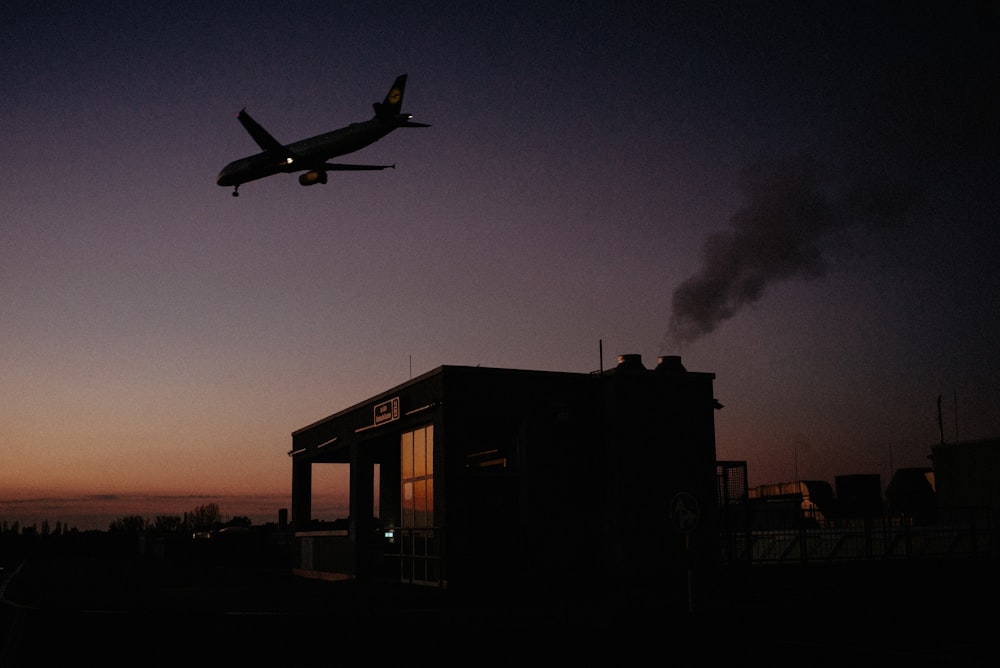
[400,424,439,584]
[401,424,434,528]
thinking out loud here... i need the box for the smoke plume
[666,152,914,346]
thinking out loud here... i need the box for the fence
[720,505,995,565]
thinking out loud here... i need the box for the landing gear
[232,185,240,197]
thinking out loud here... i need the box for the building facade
[288,354,721,595]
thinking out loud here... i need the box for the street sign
[670,491,700,533]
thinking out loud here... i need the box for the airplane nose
[216,167,233,187]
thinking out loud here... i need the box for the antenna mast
[954,390,959,442]
[937,395,944,445]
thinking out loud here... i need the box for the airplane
[216,74,429,196]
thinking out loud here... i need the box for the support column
[350,444,376,576]
[291,458,312,531]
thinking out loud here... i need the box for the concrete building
[288,354,722,597]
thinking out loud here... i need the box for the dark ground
[2,554,996,666]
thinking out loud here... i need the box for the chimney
[616,354,646,371]
[655,355,686,373]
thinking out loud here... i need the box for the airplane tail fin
[372,74,430,127]
[373,74,408,119]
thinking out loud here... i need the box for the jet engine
[299,170,328,186]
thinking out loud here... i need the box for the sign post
[670,491,701,613]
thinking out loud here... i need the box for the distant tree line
[107,502,253,535]
[1,503,255,540]
[1,502,289,567]
[1,519,72,537]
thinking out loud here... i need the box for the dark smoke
[666,153,914,346]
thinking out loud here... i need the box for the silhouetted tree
[109,515,147,533]
[227,516,252,528]
[153,515,183,533]
[186,503,222,531]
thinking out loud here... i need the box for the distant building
[717,444,997,562]
[834,473,883,519]
[747,480,837,527]
[885,467,936,524]
[288,354,722,598]
[930,437,1000,516]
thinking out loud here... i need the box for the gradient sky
[3,2,998,530]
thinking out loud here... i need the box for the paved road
[2,556,996,665]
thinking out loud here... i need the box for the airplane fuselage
[216,74,428,195]
[216,117,397,187]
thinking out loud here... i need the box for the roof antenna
[937,395,944,445]
[599,339,603,374]
[954,389,959,443]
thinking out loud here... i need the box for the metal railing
[720,506,995,565]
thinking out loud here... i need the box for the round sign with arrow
[670,491,700,534]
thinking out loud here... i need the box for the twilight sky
[3,1,998,530]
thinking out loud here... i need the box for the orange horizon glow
[0,490,350,533]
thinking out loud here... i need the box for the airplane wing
[322,163,395,171]
[237,109,295,161]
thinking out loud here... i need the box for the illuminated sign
[374,397,400,426]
